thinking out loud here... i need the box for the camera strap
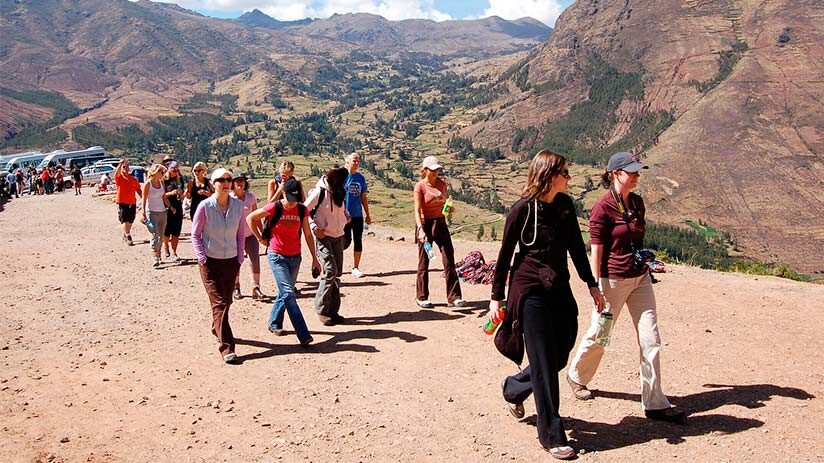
[611,188,640,253]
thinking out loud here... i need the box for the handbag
[494,308,524,365]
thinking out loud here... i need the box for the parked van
[37,146,106,171]
[4,152,48,172]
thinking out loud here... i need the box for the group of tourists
[110,148,685,460]
[1,164,77,199]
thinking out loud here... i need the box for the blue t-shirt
[345,172,367,218]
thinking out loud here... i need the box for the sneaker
[351,268,363,278]
[447,299,467,307]
[171,254,180,263]
[122,233,129,244]
[126,235,134,246]
[415,299,434,309]
[300,336,314,347]
[318,314,335,326]
[268,327,285,336]
[547,445,575,460]
[223,353,239,364]
[567,375,593,401]
[152,257,161,267]
[233,288,242,300]
[252,286,264,300]
[331,314,345,325]
[645,407,687,424]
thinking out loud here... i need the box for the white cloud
[170,0,452,22]
[478,0,564,27]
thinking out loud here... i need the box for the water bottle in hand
[142,217,154,233]
[482,305,506,335]
[423,241,436,260]
[595,303,614,347]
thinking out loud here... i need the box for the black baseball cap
[607,151,648,172]
[283,178,301,202]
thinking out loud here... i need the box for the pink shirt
[231,191,257,238]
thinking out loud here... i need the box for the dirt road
[1,192,822,462]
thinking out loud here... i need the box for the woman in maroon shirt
[567,151,686,424]
[491,150,603,460]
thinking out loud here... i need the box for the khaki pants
[568,273,671,411]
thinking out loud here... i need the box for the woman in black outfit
[490,150,604,460]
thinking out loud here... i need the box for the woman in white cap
[413,155,464,308]
[191,167,246,364]
[566,151,686,424]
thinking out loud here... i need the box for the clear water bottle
[595,304,614,347]
[143,217,154,233]
[423,241,436,260]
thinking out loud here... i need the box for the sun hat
[166,161,179,169]
[607,152,648,173]
[282,178,302,202]
[422,155,442,170]
[211,168,233,183]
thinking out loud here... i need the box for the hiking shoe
[331,314,345,325]
[351,268,363,278]
[233,288,242,300]
[152,257,161,267]
[126,235,134,246]
[300,336,314,347]
[223,353,239,364]
[645,407,687,424]
[447,299,467,307]
[318,314,335,326]
[416,299,434,309]
[252,286,264,300]
[567,375,593,400]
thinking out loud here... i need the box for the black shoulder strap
[262,201,284,240]
[310,187,325,218]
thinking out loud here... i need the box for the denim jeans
[267,252,310,341]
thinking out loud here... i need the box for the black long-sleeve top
[491,194,597,301]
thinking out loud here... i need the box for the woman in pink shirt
[247,178,321,346]
[231,173,264,300]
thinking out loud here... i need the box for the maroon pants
[199,257,241,357]
[416,217,462,303]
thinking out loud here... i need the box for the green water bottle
[595,304,614,347]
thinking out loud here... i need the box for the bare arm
[590,243,603,282]
[246,207,269,247]
[301,215,321,272]
[413,185,425,241]
[267,179,278,202]
[361,191,371,224]
[141,182,150,218]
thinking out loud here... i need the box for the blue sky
[173,1,575,27]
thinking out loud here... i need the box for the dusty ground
[0,191,822,463]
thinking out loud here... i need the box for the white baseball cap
[211,167,233,183]
[422,156,442,170]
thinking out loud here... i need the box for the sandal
[252,286,264,300]
[548,446,575,460]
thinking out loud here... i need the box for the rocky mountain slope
[465,0,824,273]
[0,0,549,138]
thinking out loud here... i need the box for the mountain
[0,0,550,139]
[235,9,314,29]
[243,11,552,57]
[464,0,824,273]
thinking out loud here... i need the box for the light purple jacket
[191,196,245,265]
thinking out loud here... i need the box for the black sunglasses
[559,169,571,179]
[214,177,232,184]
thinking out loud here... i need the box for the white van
[4,152,48,172]
[37,146,106,171]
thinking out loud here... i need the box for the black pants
[416,217,461,302]
[507,287,578,448]
[343,216,364,252]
